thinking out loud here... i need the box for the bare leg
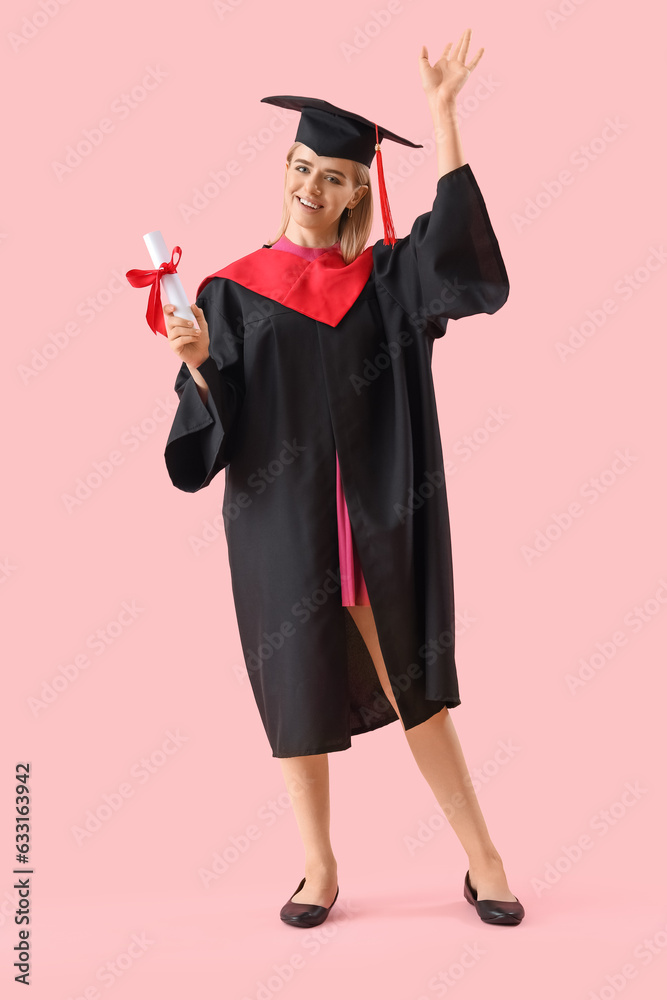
[278,753,339,907]
[348,604,517,902]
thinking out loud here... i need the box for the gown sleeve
[164,281,245,492]
[372,162,510,338]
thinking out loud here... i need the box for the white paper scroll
[143,230,197,328]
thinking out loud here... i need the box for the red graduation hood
[196,244,375,327]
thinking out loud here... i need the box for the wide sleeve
[372,162,510,338]
[163,281,245,492]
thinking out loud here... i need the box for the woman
[163,30,525,927]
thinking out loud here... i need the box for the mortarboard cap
[260,94,423,247]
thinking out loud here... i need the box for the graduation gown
[164,162,510,758]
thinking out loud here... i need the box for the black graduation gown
[164,162,509,758]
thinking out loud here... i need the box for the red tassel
[374,122,396,247]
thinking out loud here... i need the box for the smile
[297,196,322,210]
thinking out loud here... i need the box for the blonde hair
[265,142,373,265]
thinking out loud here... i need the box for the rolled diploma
[143,230,197,328]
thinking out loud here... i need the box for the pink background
[2,0,666,996]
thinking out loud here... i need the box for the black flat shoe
[280,876,340,928]
[463,870,525,925]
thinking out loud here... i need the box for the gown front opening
[270,233,370,608]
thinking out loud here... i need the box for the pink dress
[269,234,371,607]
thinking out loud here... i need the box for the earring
[347,207,353,217]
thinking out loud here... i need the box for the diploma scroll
[143,230,197,327]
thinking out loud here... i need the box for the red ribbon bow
[125,245,182,337]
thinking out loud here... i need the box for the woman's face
[284,144,368,234]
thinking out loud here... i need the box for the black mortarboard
[260,94,423,246]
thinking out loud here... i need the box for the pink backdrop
[2,0,666,996]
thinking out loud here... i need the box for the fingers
[163,302,196,340]
[164,302,200,316]
[468,47,484,73]
[163,308,194,330]
[164,303,192,321]
[438,28,475,66]
[457,28,472,64]
[170,333,201,349]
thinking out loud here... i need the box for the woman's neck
[279,232,339,249]
[282,221,341,248]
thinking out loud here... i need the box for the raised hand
[419,29,484,109]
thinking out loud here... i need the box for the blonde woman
[163,30,524,928]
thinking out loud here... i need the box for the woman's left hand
[419,28,484,109]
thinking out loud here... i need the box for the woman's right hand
[163,302,210,368]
